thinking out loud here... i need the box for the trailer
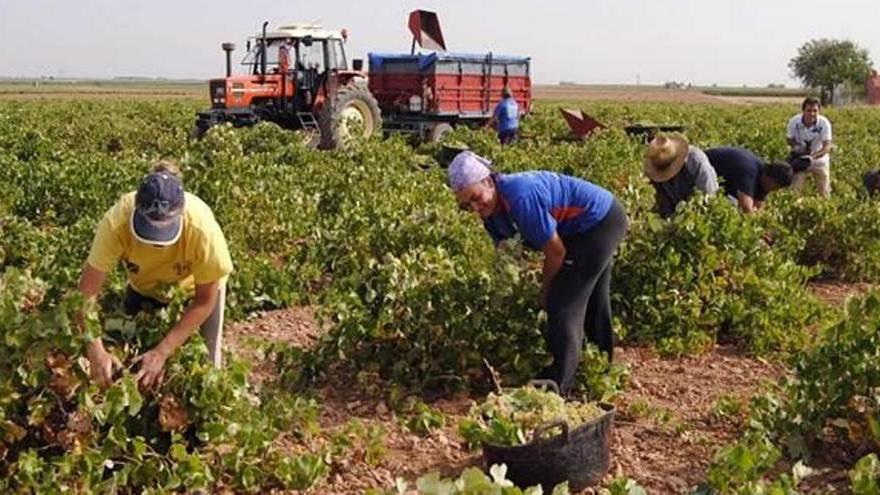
[366,9,531,143]
[368,52,531,141]
[193,10,531,147]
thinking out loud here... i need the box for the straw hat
[643,134,690,183]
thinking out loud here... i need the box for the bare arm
[812,140,832,160]
[78,263,107,302]
[539,233,567,308]
[155,281,220,358]
[77,264,120,388]
[136,281,221,389]
[737,192,757,214]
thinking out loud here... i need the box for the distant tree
[789,39,873,105]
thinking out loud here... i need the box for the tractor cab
[194,22,380,149]
[241,27,350,74]
[238,26,351,107]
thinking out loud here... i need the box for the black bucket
[481,403,614,492]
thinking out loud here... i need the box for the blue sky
[1,0,877,86]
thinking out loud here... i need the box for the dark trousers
[542,199,628,395]
[123,285,227,367]
[498,129,518,145]
[123,286,168,315]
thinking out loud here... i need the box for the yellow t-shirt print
[87,192,233,302]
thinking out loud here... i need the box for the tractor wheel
[318,81,381,149]
[427,122,454,142]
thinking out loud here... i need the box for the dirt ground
[0,90,202,100]
[0,82,204,100]
[0,82,800,105]
[807,280,875,307]
[533,85,724,104]
[223,281,872,495]
[227,310,782,494]
[531,85,803,106]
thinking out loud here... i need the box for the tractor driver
[77,161,233,391]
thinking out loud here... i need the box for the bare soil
[221,282,872,494]
[808,280,875,307]
[225,309,793,494]
[533,85,725,104]
[532,85,800,106]
[0,82,797,105]
[610,346,782,494]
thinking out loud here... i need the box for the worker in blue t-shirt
[490,87,519,145]
[447,151,629,395]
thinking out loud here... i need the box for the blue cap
[130,172,185,245]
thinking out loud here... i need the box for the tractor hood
[209,75,283,109]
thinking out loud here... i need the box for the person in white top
[787,96,833,197]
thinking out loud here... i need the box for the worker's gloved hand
[86,340,121,390]
[134,347,168,391]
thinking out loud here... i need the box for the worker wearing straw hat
[644,134,719,218]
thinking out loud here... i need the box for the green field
[2,96,880,493]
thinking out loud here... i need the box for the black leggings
[123,286,168,315]
[542,199,628,395]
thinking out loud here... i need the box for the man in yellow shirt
[78,161,233,390]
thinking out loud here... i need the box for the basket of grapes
[459,385,614,491]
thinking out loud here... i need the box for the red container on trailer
[368,52,531,138]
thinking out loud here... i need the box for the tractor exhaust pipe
[221,42,236,77]
[260,21,269,77]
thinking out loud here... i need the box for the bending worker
[77,161,233,390]
[448,151,628,395]
[645,134,793,215]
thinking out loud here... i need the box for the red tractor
[196,11,532,146]
[194,22,381,149]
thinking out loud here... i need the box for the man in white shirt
[787,96,833,197]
